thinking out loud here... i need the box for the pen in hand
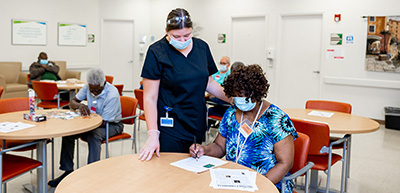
[194,135,198,161]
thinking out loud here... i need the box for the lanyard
[235,101,263,163]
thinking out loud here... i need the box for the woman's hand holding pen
[189,143,205,159]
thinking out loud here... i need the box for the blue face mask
[40,59,48,65]
[234,97,256,112]
[168,35,192,50]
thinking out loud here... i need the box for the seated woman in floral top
[189,64,298,192]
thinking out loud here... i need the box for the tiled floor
[4,95,400,192]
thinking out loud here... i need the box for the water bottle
[28,89,35,115]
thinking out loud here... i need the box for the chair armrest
[65,70,81,80]
[18,72,28,84]
[281,162,315,181]
[330,134,350,147]
[1,140,40,153]
[0,75,5,87]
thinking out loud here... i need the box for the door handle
[313,71,320,74]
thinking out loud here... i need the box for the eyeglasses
[167,16,191,25]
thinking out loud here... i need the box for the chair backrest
[105,75,114,84]
[290,132,310,174]
[0,86,3,98]
[0,62,22,83]
[291,118,330,155]
[114,84,124,96]
[0,98,29,114]
[27,74,31,82]
[54,61,67,80]
[306,100,352,114]
[31,81,59,101]
[134,89,144,111]
[120,96,138,124]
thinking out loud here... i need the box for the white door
[101,19,135,91]
[231,16,267,70]
[276,14,322,108]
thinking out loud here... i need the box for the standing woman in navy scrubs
[139,8,229,161]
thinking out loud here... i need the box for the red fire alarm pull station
[334,14,341,22]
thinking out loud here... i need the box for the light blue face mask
[168,35,192,50]
[40,59,48,65]
[234,97,256,112]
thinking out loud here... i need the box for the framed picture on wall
[12,19,47,45]
[58,22,87,46]
[365,15,400,73]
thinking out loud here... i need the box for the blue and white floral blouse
[219,103,298,192]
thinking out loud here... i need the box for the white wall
[0,0,100,76]
[144,0,400,120]
[2,0,398,120]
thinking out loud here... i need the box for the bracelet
[147,130,160,135]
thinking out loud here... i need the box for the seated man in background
[48,68,123,187]
[29,52,61,82]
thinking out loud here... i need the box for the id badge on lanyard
[239,118,253,138]
[160,106,174,127]
[90,100,97,114]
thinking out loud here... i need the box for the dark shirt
[141,36,217,142]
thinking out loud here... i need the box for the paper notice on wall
[326,48,345,60]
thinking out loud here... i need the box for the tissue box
[24,114,47,122]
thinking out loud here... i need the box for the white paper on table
[76,84,85,87]
[209,168,258,192]
[56,80,67,84]
[308,110,334,118]
[0,122,36,133]
[170,155,227,173]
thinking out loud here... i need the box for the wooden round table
[283,108,380,134]
[55,153,279,193]
[0,109,102,193]
[0,110,102,140]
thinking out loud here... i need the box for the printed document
[170,155,227,173]
[0,122,36,133]
[209,168,258,192]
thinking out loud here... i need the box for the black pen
[194,135,198,161]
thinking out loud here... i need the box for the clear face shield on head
[167,15,191,26]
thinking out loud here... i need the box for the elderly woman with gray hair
[48,68,123,187]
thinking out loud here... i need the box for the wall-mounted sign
[345,34,354,44]
[58,23,87,46]
[330,33,343,45]
[88,34,95,43]
[218,33,226,43]
[12,19,47,45]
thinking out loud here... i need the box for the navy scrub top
[141,36,218,142]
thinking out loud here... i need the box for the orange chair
[1,142,43,192]
[134,89,145,131]
[0,98,55,180]
[26,74,32,89]
[31,81,69,109]
[0,98,36,151]
[76,96,138,168]
[105,75,114,84]
[305,99,352,190]
[291,118,348,193]
[305,100,352,114]
[281,132,314,193]
[0,86,3,98]
[114,84,124,96]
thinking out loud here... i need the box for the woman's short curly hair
[222,64,270,103]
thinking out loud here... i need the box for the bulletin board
[12,19,47,45]
[58,23,87,46]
